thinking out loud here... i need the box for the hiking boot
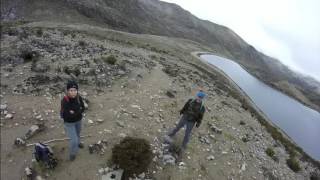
[69,154,76,161]
[176,148,185,162]
[78,142,84,149]
[164,135,173,144]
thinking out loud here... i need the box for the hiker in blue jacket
[165,90,206,152]
[60,81,85,161]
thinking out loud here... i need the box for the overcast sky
[161,0,320,81]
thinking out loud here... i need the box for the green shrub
[266,147,275,157]
[112,137,152,177]
[102,55,117,65]
[286,157,301,172]
[36,28,43,37]
[310,171,320,180]
[78,40,87,47]
[20,46,39,63]
[150,54,157,59]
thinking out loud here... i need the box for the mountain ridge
[1,0,319,111]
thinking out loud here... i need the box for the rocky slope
[0,22,319,180]
[1,0,320,112]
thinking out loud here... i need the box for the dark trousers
[168,114,195,149]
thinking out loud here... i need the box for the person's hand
[70,110,75,114]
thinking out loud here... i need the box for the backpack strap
[63,96,70,102]
[191,98,204,111]
[60,96,70,118]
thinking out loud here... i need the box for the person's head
[66,80,78,98]
[195,90,206,102]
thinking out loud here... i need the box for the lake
[201,54,320,161]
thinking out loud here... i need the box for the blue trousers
[64,121,82,156]
[168,115,195,149]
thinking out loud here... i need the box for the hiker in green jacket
[165,90,206,151]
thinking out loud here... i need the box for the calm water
[201,54,320,160]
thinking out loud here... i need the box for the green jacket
[180,98,206,124]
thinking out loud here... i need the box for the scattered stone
[88,140,108,155]
[206,155,215,161]
[130,104,141,109]
[81,91,88,97]
[36,176,44,180]
[118,70,126,75]
[14,138,26,147]
[88,119,94,124]
[148,112,154,117]
[242,135,250,143]
[138,172,146,179]
[5,113,13,119]
[102,169,124,180]
[163,154,176,165]
[104,167,110,173]
[221,151,228,155]
[178,162,186,166]
[97,119,104,123]
[208,123,222,134]
[240,162,247,172]
[24,123,46,139]
[199,136,211,145]
[166,90,176,98]
[25,167,33,177]
[0,104,7,111]
[118,133,127,138]
[98,168,105,175]
[116,121,125,128]
[35,115,42,120]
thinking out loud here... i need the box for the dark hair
[66,80,78,90]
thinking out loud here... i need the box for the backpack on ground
[34,143,58,169]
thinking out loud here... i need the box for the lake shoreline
[191,51,320,167]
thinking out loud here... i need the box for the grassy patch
[286,157,301,172]
[102,55,117,65]
[20,46,39,63]
[78,40,87,47]
[36,28,43,37]
[265,147,275,157]
[224,133,236,141]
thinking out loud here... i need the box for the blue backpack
[34,143,58,169]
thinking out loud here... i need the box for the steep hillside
[1,0,319,111]
[0,21,319,180]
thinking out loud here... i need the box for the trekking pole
[26,135,92,147]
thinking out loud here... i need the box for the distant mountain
[1,0,319,111]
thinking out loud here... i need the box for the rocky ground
[1,21,319,180]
